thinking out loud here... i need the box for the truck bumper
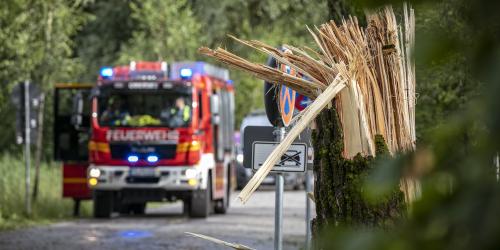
[87,165,208,191]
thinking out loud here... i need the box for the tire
[189,174,211,218]
[119,204,130,214]
[93,190,113,218]
[214,169,230,214]
[130,203,146,215]
[182,199,191,215]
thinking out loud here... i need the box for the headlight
[89,168,101,178]
[236,154,244,164]
[185,169,197,179]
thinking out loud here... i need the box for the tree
[117,0,201,63]
[74,0,136,83]
[0,0,87,153]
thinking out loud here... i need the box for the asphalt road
[0,190,311,250]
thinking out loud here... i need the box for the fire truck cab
[54,61,236,218]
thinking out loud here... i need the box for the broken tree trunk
[312,107,405,237]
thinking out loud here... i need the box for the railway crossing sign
[251,141,307,172]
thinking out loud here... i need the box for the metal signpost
[275,127,285,250]
[256,53,311,250]
[11,80,41,216]
[249,129,308,250]
[305,158,313,249]
[23,81,32,216]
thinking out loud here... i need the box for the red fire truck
[53,61,236,218]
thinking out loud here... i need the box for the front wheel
[130,203,146,215]
[189,175,211,218]
[93,190,113,218]
[214,170,230,214]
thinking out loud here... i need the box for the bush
[0,154,91,230]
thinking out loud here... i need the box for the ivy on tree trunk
[311,107,405,237]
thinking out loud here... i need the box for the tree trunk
[311,107,405,237]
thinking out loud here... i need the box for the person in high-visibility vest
[166,97,191,127]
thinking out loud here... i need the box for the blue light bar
[147,155,158,163]
[127,155,139,163]
[180,68,193,79]
[170,62,229,81]
[100,67,113,78]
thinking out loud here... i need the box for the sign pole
[275,173,284,250]
[274,127,285,250]
[24,80,31,216]
[305,169,312,249]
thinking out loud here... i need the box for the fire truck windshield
[98,89,192,128]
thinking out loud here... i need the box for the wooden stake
[238,76,347,203]
[185,232,255,250]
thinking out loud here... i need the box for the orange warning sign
[279,64,296,127]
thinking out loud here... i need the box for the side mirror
[210,95,220,125]
[71,91,84,129]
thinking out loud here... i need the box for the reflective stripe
[63,178,87,184]
[88,141,110,153]
[177,141,201,153]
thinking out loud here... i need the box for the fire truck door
[53,84,92,161]
[210,90,225,198]
[53,83,93,199]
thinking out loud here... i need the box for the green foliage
[118,0,201,63]
[0,0,88,153]
[326,0,364,22]
[0,1,91,228]
[414,0,480,141]
[0,154,91,230]
[74,0,136,83]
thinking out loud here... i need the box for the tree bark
[311,107,405,238]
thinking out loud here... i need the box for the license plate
[129,168,156,177]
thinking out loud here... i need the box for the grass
[0,153,92,230]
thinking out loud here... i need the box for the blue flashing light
[227,79,234,85]
[147,155,159,163]
[118,230,152,239]
[180,68,193,79]
[127,155,139,163]
[100,67,113,78]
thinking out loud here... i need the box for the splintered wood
[200,4,416,204]
[185,232,256,250]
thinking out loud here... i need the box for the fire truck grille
[109,144,177,160]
